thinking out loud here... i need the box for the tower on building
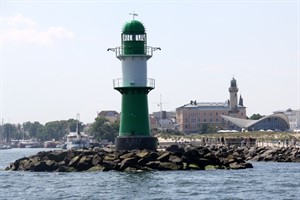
[108,15,160,150]
[229,77,239,111]
[239,95,244,107]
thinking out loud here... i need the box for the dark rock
[244,162,253,168]
[102,160,116,170]
[92,154,102,166]
[45,160,59,171]
[157,152,170,162]
[168,155,182,164]
[104,154,118,161]
[165,144,179,152]
[166,145,185,156]
[120,152,136,159]
[188,163,201,170]
[146,161,161,169]
[197,158,211,169]
[123,167,138,172]
[136,150,150,158]
[229,162,246,170]
[87,165,107,172]
[68,156,81,167]
[159,162,181,170]
[31,161,48,172]
[77,155,93,171]
[56,166,76,172]
[119,157,137,171]
[46,151,68,162]
[18,159,31,171]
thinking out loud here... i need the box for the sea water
[0,148,300,200]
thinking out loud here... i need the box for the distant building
[221,113,290,131]
[273,108,300,131]
[176,77,246,134]
[150,111,176,130]
[97,110,120,123]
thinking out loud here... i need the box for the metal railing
[108,46,160,58]
[113,78,155,88]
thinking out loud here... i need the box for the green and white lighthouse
[108,15,160,151]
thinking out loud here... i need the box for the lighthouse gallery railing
[115,46,156,58]
[113,78,155,88]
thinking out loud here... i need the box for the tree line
[0,117,119,143]
[0,114,264,143]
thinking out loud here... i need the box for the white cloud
[0,14,74,46]
[4,14,37,28]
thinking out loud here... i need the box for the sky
[0,0,299,124]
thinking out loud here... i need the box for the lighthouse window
[135,34,145,41]
[123,34,133,41]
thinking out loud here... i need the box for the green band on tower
[119,88,150,136]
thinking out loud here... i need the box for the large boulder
[119,157,137,171]
[46,151,68,162]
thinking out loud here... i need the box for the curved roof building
[221,113,290,131]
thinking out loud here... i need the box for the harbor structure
[108,15,160,150]
[176,77,246,134]
[273,108,300,131]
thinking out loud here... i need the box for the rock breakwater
[5,144,299,172]
[5,144,253,172]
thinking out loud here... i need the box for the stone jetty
[5,144,300,172]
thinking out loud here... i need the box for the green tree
[23,121,44,139]
[90,117,119,142]
[250,113,264,120]
[2,123,21,141]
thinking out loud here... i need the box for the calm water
[1,148,300,200]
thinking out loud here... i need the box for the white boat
[65,122,90,150]
[18,140,41,148]
[0,144,12,150]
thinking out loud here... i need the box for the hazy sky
[1,0,299,124]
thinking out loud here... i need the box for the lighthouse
[229,77,239,111]
[108,15,160,151]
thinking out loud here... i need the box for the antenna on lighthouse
[129,11,138,20]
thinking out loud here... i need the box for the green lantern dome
[122,20,145,34]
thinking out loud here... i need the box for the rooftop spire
[239,94,244,107]
[129,11,138,20]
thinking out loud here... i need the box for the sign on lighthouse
[108,14,160,151]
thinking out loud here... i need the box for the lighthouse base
[115,136,157,151]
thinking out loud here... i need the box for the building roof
[122,20,145,34]
[221,113,290,129]
[177,101,229,110]
[98,110,119,117]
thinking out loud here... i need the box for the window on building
[216,118,219,122]
[191,117,196,124]
[204,119,206,122]
[210,119,212,122]
[204,113,206,116]
[210,113,212,116]
[216,112,218,116]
